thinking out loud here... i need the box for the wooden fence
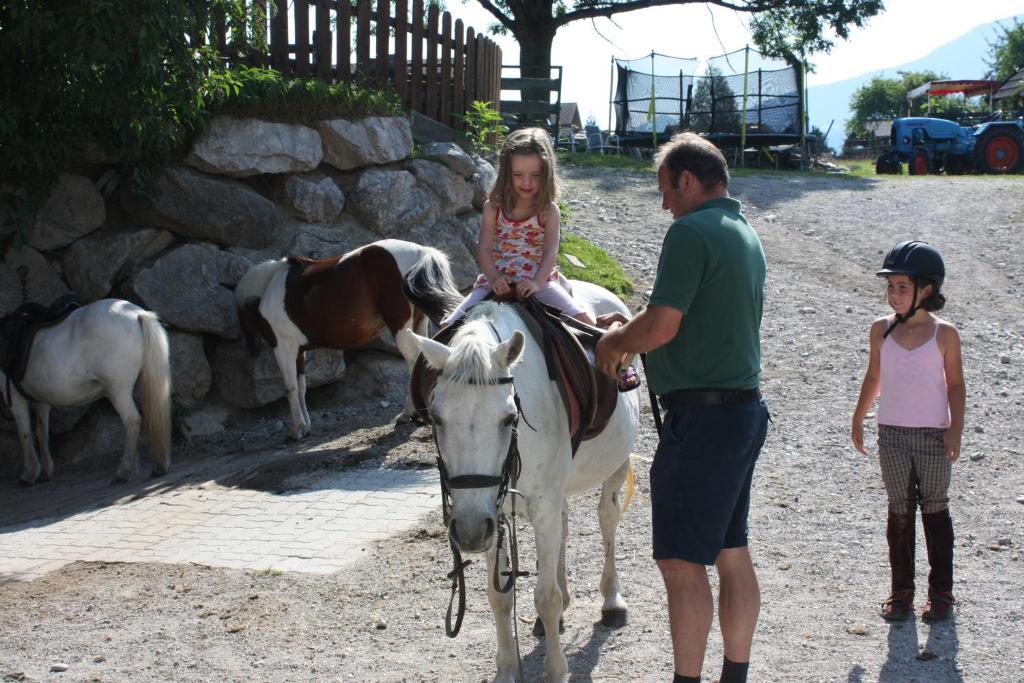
[205,0,502,131]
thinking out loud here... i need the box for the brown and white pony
[235,239,462,438]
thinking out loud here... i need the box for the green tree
[845,70,945,139]
[985,18,1024,83]
[689,67,741,134]
[468,0,882,82]
[0,0,261,240]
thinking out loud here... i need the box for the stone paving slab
[0,449,440,584]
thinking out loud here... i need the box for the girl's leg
[914,427,955,620]
[440,283,492,327]
[877,426,917,620]
[532,281,596,326]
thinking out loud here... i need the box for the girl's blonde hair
[487,127,559,213]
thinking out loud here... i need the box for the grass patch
[558,231,634,299]
[251,567,284,577]
[206,67,401,125]
[841,158,878,178]
[558,151,655,172]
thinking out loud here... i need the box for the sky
[450,0,1024,129]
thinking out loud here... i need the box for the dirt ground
[2,167,1023,682]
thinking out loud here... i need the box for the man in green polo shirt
[596,132,769,683]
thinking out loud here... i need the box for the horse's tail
[235,259,286,355]
[401,246,463,326]
[620,454,638,515]
[138,311,172,474]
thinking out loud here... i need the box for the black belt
[659,388,761,409]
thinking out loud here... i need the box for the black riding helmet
[876,240,945,286]
[876,241,945,337]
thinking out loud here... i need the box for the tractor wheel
[875,154,901,175]
[974,127,1023,174]
[909,148,930,175]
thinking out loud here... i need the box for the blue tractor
[875,115,1024,175]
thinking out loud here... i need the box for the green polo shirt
[646,196,765,396]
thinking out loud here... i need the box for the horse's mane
[444,303,509,385]
[235,258,287,304]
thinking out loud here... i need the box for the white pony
[398,281,640,683]
[0,299,172,485]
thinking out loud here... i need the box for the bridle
[426,323,534,641]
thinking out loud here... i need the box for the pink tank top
[877,323,950,428]
[477,207,558,285]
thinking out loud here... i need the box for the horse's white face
[399,327,525,553]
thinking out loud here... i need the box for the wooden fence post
[294,0,310,76]
[315,0,332,81]
[376,0,390,90]
[440,12,452,127]
[425,4,440,121]
[453,19,465,129]
[464,27,476,107]
[395,0,408,106]
[337,0,352,81]
[410,0,424,113]
[356,0,371,83]
[270,0,288,72]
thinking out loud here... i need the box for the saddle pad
[0,293,82,385]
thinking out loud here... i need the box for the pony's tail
[401,246,463,326]
[138,311,172,475]
[620,454,638,515]
[235,259,286,356]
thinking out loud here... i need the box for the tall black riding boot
[882,512,916,621]
[921,509,955,622]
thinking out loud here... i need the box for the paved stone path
[0,446,440,583]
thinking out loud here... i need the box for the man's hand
[595,323,627,380]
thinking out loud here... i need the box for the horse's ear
[495,330,525,370]
[399,329,450,370]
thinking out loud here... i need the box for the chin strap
[883,280,920,339]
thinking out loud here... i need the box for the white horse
[0,299,172,485]
[398,281,640,683]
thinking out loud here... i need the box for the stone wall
[0,115,495,476]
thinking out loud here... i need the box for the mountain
[808,14,1023,153]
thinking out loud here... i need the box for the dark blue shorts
[650,398,769,565]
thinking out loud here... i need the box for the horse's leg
[108,386,143,482]
[533,500,569,637]
[273,341,308,440]
[295,349,311,433]
[486,542,518,683]
[394,310,426,423]
[11,391,41,485]
[598,459,631,627]
[32,403,54,482]
[533,500,570,682]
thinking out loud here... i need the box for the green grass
[558,151,655,172]
[557,231,634,299]
[251,567,284,577]
[842,158,878,178]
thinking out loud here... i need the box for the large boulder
[168,329,212,409]
[470,155,497,210]
[406,159,474,216]
[392,218,478,289]
[281,173,346,223]
[0,246,69,316]
[418,142,477,178]
[185,116,323,177]
[131,243,251,338]
[122,165,285,248]
[317,116,413,170]
[63,227,174,302]
[211,338,347,409]
[25,173,106,251]
[346,168,435,235]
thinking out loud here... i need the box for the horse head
[399,313,526,554]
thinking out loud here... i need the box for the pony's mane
[234,258,287,304]
[443,303,506,385]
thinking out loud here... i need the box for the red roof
[907,80,999,102]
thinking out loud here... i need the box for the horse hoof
[17,478,37,488]
[111,475,129,485]
[532,617,565,637]
[600,609,628,628]
[150,467,167,479]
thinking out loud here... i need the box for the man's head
[653,132,729,218]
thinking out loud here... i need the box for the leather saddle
[410,291,619,455]
[0,293,82,386]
